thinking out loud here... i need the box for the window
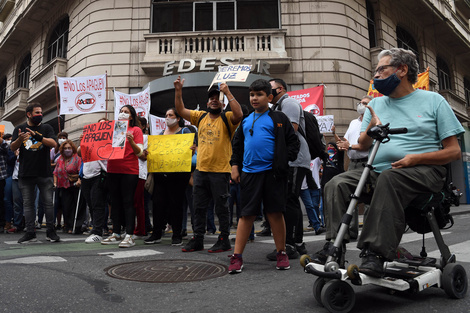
[151,0,279,33]
[18,53,31,89]
[366,0,376,48]
[437,57,451,90]
[396,26,419,67]
[0,77,6,108]
[47,16,69,62]
[464,77,470,107]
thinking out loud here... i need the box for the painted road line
[427,241,470,263]
[4,240,44,245]
[98,249,164,259]
[0,256,67,264]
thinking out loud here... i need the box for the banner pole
[105,71,108,120]
[55,76,61,132]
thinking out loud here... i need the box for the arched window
[366,0,377,48]
[437,57,452,90]
[18,53,31,89]
[47,17,69,62]
[464,77,470,107]
[396,26,420,66]
[0,77,6,108]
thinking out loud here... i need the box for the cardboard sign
[317,115,334,133]
[287,86,324,116]
[114,87,151,120]
[147,133,195,172]
[208,64,252,90]
[80,120,127,162]
[0,125,4,137]
[57,74,107,115]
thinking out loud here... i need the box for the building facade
[0,0,469,201]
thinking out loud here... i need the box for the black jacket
[231,109,300,178]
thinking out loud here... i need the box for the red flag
[287,86,324,116]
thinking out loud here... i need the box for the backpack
[198,111,232,139]
[298,110,327,161]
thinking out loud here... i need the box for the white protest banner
[57,74,107,115]
[114,87,151,120]
[149,114,166,135]
[317,115,334,133]
[208,64,252,90]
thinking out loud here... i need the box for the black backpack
[198,111,232,139]
[298,110,327,161]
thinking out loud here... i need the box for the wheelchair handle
[389,127,408,135]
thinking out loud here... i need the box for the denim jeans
[300,188,322,230]
[4,176,13,224]
[19,176,54,233]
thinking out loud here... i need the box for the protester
[174,75,243,253]
[300,157,325,235]
[101,105,143,248]
[53,140,82,234]
[133,116,149,240]
[11,102,60,243]
[144,108,191,246]
[50,131,68,229]
[2,134,15,232]
[313,48,464,278]
[229,79,300,273]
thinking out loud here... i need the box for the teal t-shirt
[361,89,464,173]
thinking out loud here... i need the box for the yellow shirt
[190,110,239,173]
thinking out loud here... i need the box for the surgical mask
[4,140,11,145]
[30,114,43,125]
[165,118,177,127]
[118,112,130,120]
[373,73,401,96]
[357,104,366,115]
[208,107,222,115]
[63,149,73,157]
[58,139,66,145]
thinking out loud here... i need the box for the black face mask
[271,88,279,99]
[30,114,43,125]
[208,107,222,115]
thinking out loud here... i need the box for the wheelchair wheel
[313,277,326,306]
[320,280,355,313]
[300,254,312,268]
[442,263,468,299]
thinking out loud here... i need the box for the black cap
[208,87,220,99]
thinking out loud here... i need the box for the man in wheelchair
[313,48,465,278]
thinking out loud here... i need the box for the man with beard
[174,76,243,253]
[11,102,60,243]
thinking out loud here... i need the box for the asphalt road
[0,212,469,313]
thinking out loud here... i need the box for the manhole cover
[105,259,228,283]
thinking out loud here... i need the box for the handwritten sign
[208,64,252,90]
[80,120,127,162]
[317,115,334,133]
[147,133,195,172]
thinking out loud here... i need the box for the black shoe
[256,228,271,237]
[311,241,346,267]
[296,242,308,255]
[171,237,183,246]
[315,226,326,235]
[359,250,384,278]
[144,233,162,244]
[266,244,299,261]
[18,232,37,244]
[208,236,232,253]
[46,230,60,242]
[182,237,204,252]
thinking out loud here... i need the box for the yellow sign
[147,133,195,172]
[368,67,429,98]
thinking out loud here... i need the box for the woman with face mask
[102,105,144,248]
[144,108,192,246]
[53,140,82,234]
[50,131,68,230]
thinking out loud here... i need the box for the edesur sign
[163,57,270,76]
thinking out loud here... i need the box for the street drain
[105,259,228,283]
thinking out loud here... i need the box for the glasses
[356,101,369,106]
[373,64,395,75]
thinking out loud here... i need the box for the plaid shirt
[0,142,8,180]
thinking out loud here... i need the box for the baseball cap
[208,87,220,99]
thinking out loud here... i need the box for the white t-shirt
[138,134,148,180]
[344,117,369,160]
[301,157,321,190]
[83,160,107,179]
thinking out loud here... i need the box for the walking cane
[72,188,81,233]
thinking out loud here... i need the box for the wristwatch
[348,144,352,150]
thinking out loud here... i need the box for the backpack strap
[198,112,232,139]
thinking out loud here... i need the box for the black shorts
[240,170,287,217]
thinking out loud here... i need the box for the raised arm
[220,83,243,125]
[174,76,192,122]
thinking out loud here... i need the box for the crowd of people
[0,48,464,278]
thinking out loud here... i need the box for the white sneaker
[85,234,103,244]
[119,234,135,248]
[131,234,144,240]
[101,233,122,245]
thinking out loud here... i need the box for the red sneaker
[276,250,290,270]
[228,254,243,274]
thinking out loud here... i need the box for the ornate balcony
[439,89,470,122]
[28,57,67,104]
[2,87,29,124]
[141,29,290,76]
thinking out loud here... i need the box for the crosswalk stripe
[427,241,470,263]
[98,249,164,259]
[0,256,67,264]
